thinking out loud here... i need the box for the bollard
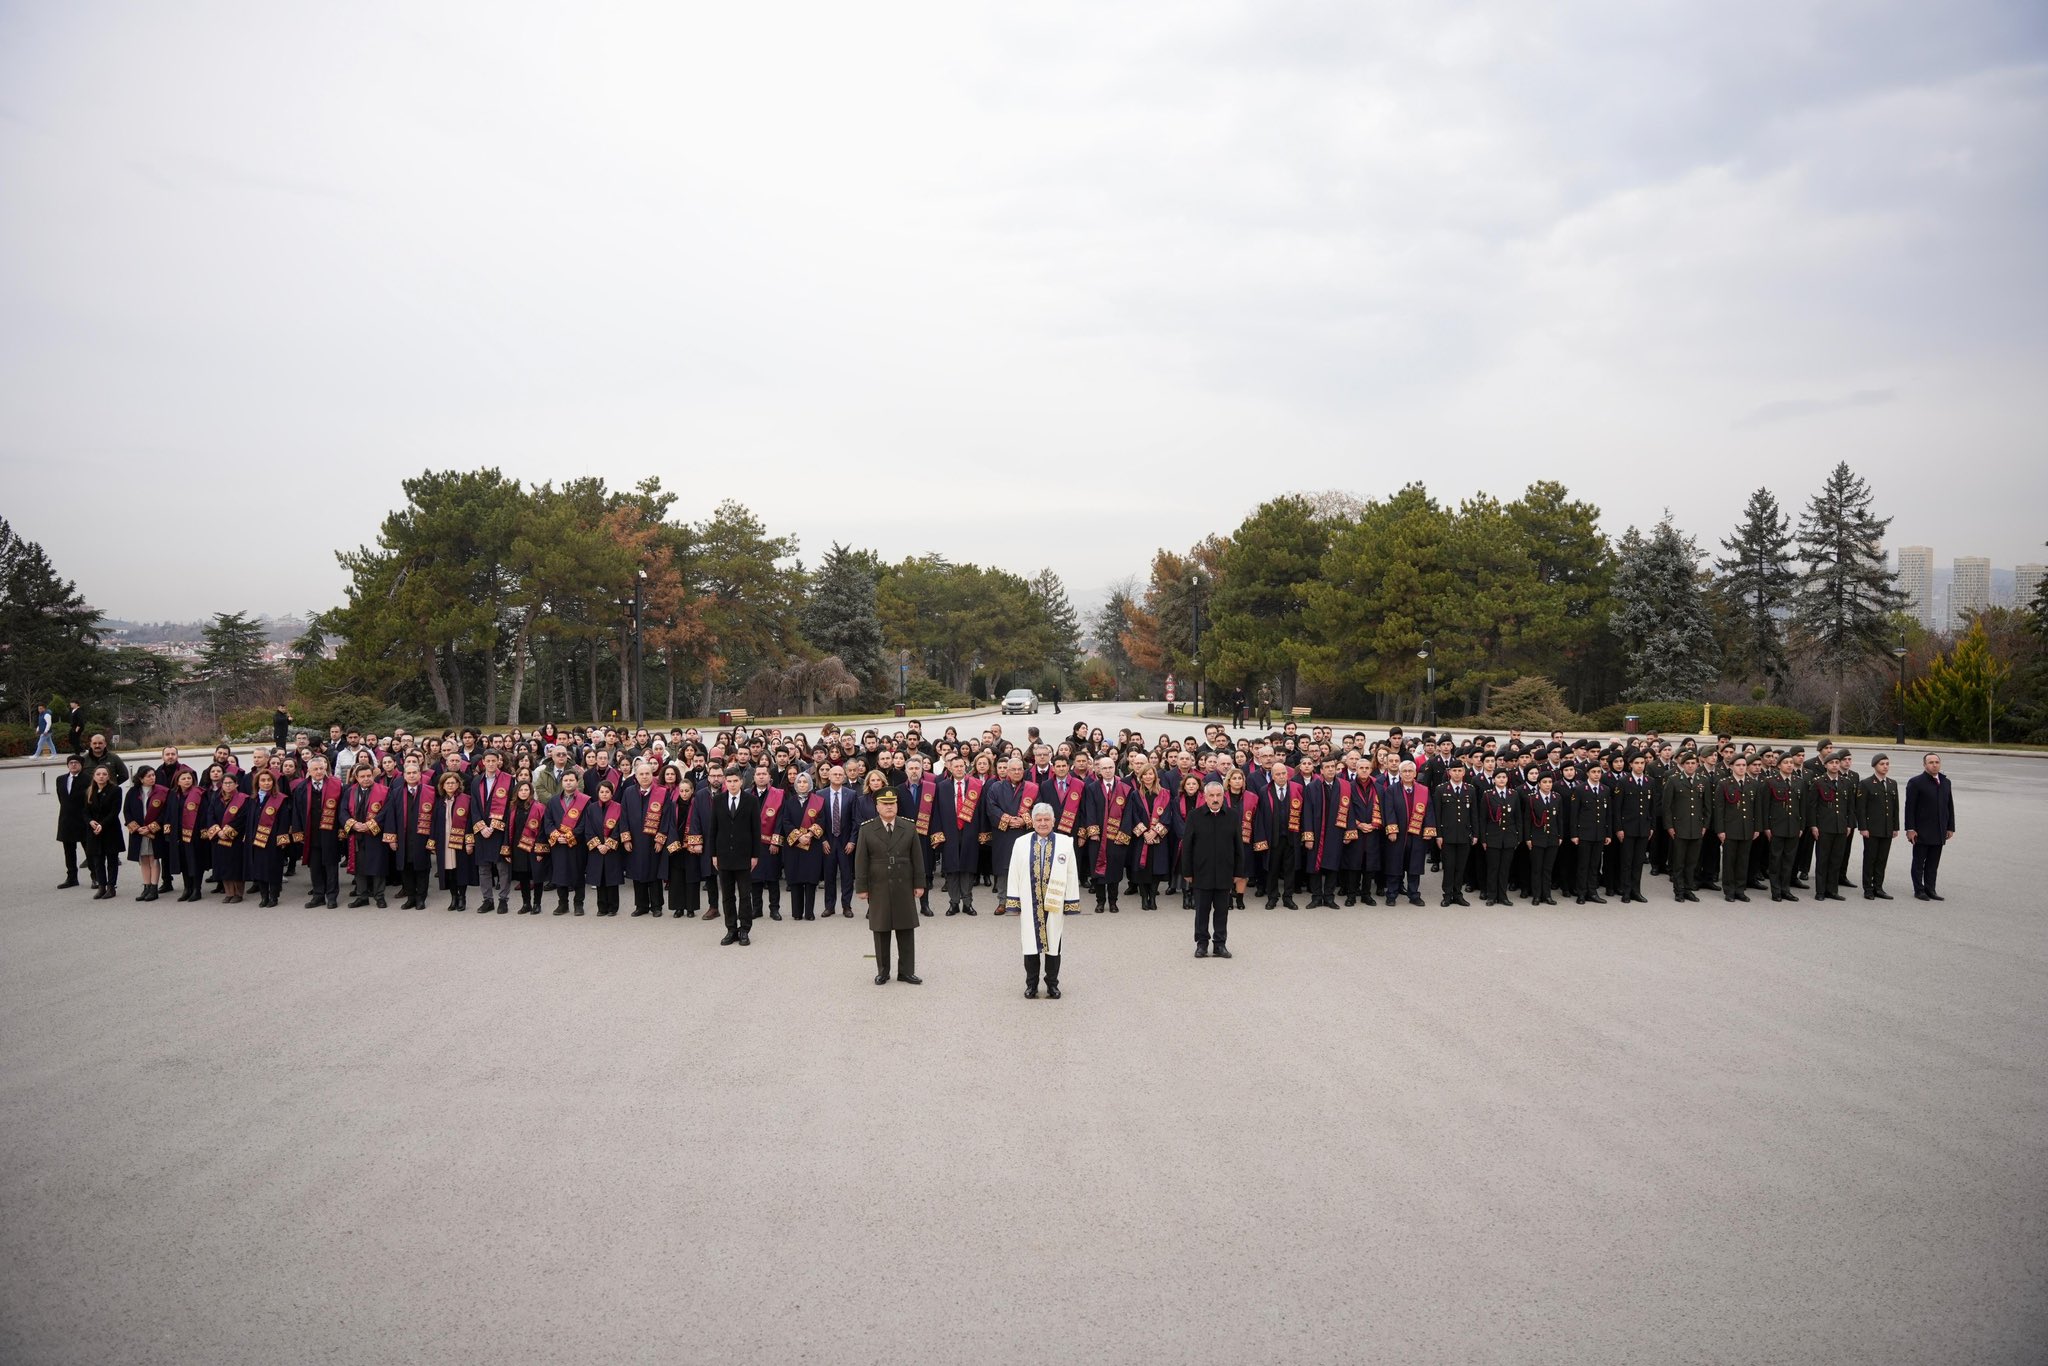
[42,771,49,795]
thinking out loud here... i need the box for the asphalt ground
[2,743,2044,1365]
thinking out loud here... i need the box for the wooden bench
[718,709,751,727]
[1288,706,1313,719]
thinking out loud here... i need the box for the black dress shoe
[962,907,977,916]
[721,932,738,945]
[1586,894,1606,904]
[303,895,324,908]
[1025,985,1038,998]
[1407,896,1424,906]
[898,974,921,984]
[737,934,750,945]
[1927,892,1944,901]
[920,907,934,917]
[373,896,387,907]
[1281,898,1299,909]
[1195,944,1209,958]
[945,907,959,916]
[631,908,648,917]
[57,878,79,889]
[1046,985,1061,999]
[348,896,368,908]
[1913,890,1929,900]
[874,973,888,985]
[1213,945,1232,959]
[769,909,782,921]
[1873,890,1892,900]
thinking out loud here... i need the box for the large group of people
[48,711,1962,991]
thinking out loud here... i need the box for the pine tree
[1793,462,1905,733]
[1029,569,1082,680]
[0,517,108,717]
[1090,580,1141,696]
[800,542,885,690]
[200,611,269,695]
[1712,487,1797,694]
[1608,515,1720,701]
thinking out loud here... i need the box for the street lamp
[1417,640,1435,727]
[1892,641,1908,745]
[898,648,910,707]
[1188,572,1204,719]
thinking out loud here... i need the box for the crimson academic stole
[1404,786,1430,837]
[144,784,170,829]
[1094,781,1128,877]
[1017,780,1039,817]
[518,801,547,854]
[557,793,590,844]
[958,776,984,829]
[448,794,472,849]
[758,788,785,844]
[1239,794,1256,845]
[642,786,668,842]
[312,777,341,833]
[1056,780,1083,835]
[1286,786,1303,835]
[487,779,511,829]
[601,801,621,848]
[800,792,825,840]
[252,793,285,848]
[916,778,937,840]
[217,791,247,845]
[413,786,437,839]
[179,789,204,841]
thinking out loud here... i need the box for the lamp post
[898,649,910,707]
[632,569,647,728]
[1892,642,1908,745]
[1189,572,1204,719]
[1418,640,1435,727]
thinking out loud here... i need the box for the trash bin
[718,709,735,725]
[1624,714,1639,734]
[893,704,907,718]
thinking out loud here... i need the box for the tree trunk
[616,631,631,724]
[483,646,498,728]
[505,612,534,727]
[588,648,600,724]
[665,651,676,720]
[448,646,467,727]
[1830,667,1843,735]
[422,645,453,722]
[701,674,715,718]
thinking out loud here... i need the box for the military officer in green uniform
[1761,754,1805,901]
[1711,755,1761,902]
[1805,753,1853,902]
[1662,752,1710,903]
[1857,754,1902,900]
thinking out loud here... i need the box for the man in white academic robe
[1003,803,1082,999]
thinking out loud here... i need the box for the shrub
[1581,701,1705,733]
[905,676,972,709]
[0,722,34,757]
[1714,704,1812,739]
[1479,676,1574,729]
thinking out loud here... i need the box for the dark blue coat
[1903,771,1955,840]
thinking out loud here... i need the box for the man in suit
[1903,752,1956,901]
[1761,754,1805,902]
[1381,760,1431,906]
[1663,752,1710,903]
[1805,753,1854,902]
[1612,753,1657,903]
[1434,759,1479,907]
[819,763,858,917]
[1179,779,1245,958]
[1711,755,1760,902]
[709,769,761,945]
[1479,767,1522,906]
[855,789,925,985]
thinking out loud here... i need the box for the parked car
[1001,688,1039,715]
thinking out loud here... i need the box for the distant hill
[102,615,307,645]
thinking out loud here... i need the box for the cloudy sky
[3,1,2044,622]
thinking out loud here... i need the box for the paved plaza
[3,726,2044,1364]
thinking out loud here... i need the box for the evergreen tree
[801,543,885,689]
[1712,487,1797,694]
[1090,580,1141,696]
[1793,462,1905,732]
[1607,515,1720,701]
[1029,568,1082,680]
[0,517,108,717]
[200,611,269,695]
[1207,495,1330,710]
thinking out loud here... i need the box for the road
[2,711,2044,1364]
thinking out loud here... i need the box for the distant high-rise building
[2018,563,2046,612]
[1896,546,1935,631]
[1951,557,1991,630]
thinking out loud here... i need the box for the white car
[1001,688,1039,715]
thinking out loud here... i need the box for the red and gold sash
[216,791,247,845]
[412,785,436,838]
[144,784,170,829]
[1056,780,1083,835]
[1017,780,1040,819]
[486,779,511,828]
[309,777,341,833]
[601,801,621,845]
[1335,780,1352,830]
[448,794,472,846]
[800,791,825,835]
[957,776,983,829]
[1106,782,1129,843]
[1239,795,1256,845]
[362,786,386,837]
[1146,786,1171,835]
[180,789,205,842]
[252,792,285,848]
[555,793,590,844]
[517,801,546,854]
[1403,785,1429,836]
[1355,776,1381,830]
[916,777,936,839]
[758,787,785,842]
[1286,786,1302,834]
[641,786,667,838]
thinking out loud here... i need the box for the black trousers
[1483,846,1512,902]
[1815,833,1847,897]
[668,869,701,912]
[1769,834,1799,897]
[718,869,751,930]
[1862,834,1893,893]
[89,847,119,889]
[1440,842,1471,901]
[1024,952,1060,990]
[1910,839,1943,895]
[874,928,915,978]
[1265,840,1297,901]
[1794,829,1815,880]
[306,847,339,900]
[1577,842,1606,898]
[61,839,82,882]
[1193,887,1230,947]
[1619,834,1648,898]
[1528,843,1557,901]
[1670,838,1702,896]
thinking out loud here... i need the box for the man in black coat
[54,754,89,888]
[1611,753,1657,903]
[1903,753,1956,901]
[1569,765,1613,904]
[708,769,762,944]
[1180,779,1246,958]
[1858,754,1902,900]
[1435,759,1479,907]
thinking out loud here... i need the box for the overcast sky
[3,1,2044,623]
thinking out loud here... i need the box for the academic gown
[929,779,985,876]
[580,799,625,887]
[781,797,826,885]
[618,783,673,883]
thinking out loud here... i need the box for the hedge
[1578,701,1811,739]
[0,723,35,757]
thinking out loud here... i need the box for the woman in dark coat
[1167,771,1204,909]
[125,765,170,901]
[662,767,703,919]
[82,763,125,900]
[240,767,294,907]
[580,778,625,915]
[168,768,209,901]
[431,769,477,912]
[781,770,826,920]
[205,771,251,904]
[543,770,589,915]
[506,778,540,913]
